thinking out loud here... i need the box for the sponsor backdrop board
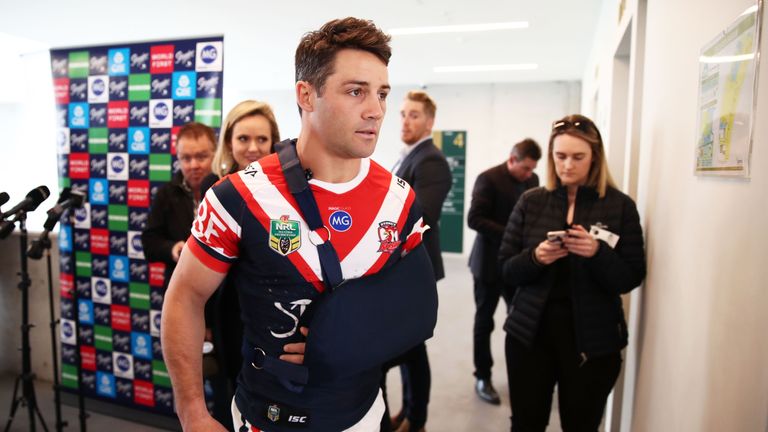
[50,36,224,417]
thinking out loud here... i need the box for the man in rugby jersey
[162,17,437,432]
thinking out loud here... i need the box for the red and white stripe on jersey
[231,160,324,287]
[344,170,415,277]
[401,216,429,256]
[189,155,426,287]
[188,184,242,273]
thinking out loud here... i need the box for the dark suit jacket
[395,138,452,280]
[468,163,538,282]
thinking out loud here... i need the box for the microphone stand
[29,227,88,432]
[3,210,49,432]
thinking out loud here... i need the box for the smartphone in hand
[546,230,568,244]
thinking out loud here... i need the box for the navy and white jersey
[187,153,427,341]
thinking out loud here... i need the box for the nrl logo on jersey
[269,215,301,256]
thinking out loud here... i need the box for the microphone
[28,188,85,258]
[0,186,50,220]
[0,186,50,239]
[42,188,85,231]
[0,192,9,207]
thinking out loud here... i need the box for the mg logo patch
[268,215,301,256]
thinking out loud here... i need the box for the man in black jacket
[467,138,540,404]
[384,90,451,432]
[142,121,216,279]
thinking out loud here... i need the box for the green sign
[433,130,466,253]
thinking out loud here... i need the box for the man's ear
[296,81,315,113]
[426,115,435,132]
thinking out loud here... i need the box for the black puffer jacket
[499,185,646,358]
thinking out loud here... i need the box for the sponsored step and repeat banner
[50,36,223,415]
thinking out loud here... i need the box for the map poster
[694,3,762,177]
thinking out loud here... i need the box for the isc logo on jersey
[195,41,223,72]
[149,99,173,128]
[108,48,130,76]
[88,76,109,103]
[68,103,90,129]
[107,153,129,180]
[329,210,353,232]
[113,353,134,380]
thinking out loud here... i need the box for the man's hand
[563,225,599,258]
[171,241,185,262]
[534,238,569,265]
[280,327,309,364]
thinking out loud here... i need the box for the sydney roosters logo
[377,221,401,253]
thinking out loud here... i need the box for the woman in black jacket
[499,114,646,431]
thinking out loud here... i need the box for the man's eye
[349,89,361,96]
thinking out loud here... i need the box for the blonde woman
[200,100,280,429]
[208,99,281,182]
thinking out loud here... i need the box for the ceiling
[0,0,604,91]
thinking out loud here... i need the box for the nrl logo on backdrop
[268,215,301,256]
[377,221,401,253]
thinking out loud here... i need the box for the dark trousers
[473,277,512,379]
[380,342,431,430]
[505,302,621,432]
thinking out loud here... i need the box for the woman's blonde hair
[211,100,280,177]
[546,114,616,198]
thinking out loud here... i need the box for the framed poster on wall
[694,2,762,177]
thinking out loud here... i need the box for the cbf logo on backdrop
[69,103,89,129]
[128,128,150,154]
[108,48,130,76]
[110,256,130,282]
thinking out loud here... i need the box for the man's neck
[296,131,361,183]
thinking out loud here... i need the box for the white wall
[587,0,768,430]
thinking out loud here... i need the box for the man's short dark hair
[295,17,392,97]
[511,138,542,161]
[177,122,216,151]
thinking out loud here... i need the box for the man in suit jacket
[467,138,541,405]
[384,90,451,432]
